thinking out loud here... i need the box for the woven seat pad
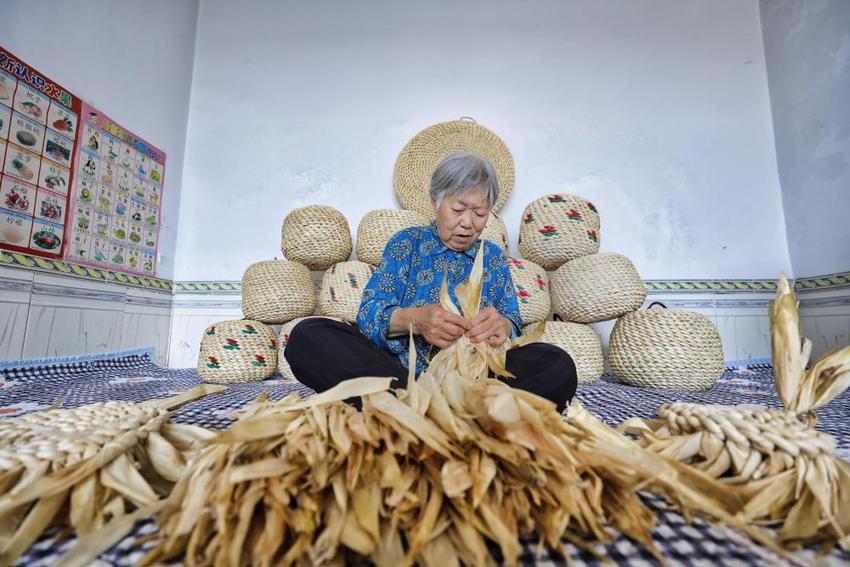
[319,261,376,321]
[355,209,430,265]
[480,212,509,253]
[518,194,600,270]
[277,316,344,380]
[281,205,352,271]
[550,252,646,323]
[198,319,278,383]
[0,401,168,470]
[523,321,603,384]
[393,119,514,217]
[508,258,550,324]
[241,259,315,324]
[609,310,724,391]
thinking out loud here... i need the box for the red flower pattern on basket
[207,356,220,369]
[523,212,534,224]
[206,327,216,336]
[282,333,290,347]
[243,325,258,335]
[508,258,525,269]
[515,285,531,304]
[547,195,565,203]
[539,225,558,237]
[536,275,547,290]
[224,338,240,350]
[251,355,267,367]
[567,209,583,222]
[348,273,359,289]
[587,229,598,243]
[330,286,338,303]
[587,201,597,212]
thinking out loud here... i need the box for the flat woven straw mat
[393,119,514,218]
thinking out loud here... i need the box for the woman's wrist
[387,306,418,337]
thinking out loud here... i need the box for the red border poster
[65,102,165,276]
[0,47,82,259]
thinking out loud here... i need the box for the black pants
[285,318,578,413]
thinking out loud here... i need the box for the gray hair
[429,152,499,208]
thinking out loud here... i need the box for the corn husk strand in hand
[0,385,223,567]
[623,273,850,550]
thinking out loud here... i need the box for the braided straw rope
[524,321,603,384]
[281,205,352,270]
[355,209,430,265]
[277,316,344,380]
[608,310,724,390]
[508,258,550,324]
[550,252,646,323]
[393,119,515,217]
[319,261,376,321]
[242,259,315,324]
[198,319,278,383]
[479,212,510,253]
[518,194,600,270]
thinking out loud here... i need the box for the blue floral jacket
[356,223,522,373]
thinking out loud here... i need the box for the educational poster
[65,102,165,276]
[0,47,81,258]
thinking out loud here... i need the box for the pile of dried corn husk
[0,385,222,567]
[622,274,850,550]
[138,244,780,566]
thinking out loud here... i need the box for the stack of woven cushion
[518,193,723,390]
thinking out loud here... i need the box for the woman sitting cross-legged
[285,152,578,412]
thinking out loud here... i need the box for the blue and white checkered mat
[2,352,849,566]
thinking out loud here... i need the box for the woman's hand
[389,305,471,349]
[467,306,511,346]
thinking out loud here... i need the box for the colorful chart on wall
[65,102,165,276]
[0,47,81,259]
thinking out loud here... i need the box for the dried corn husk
[622,273,850,550]
[0,385,223,567]
[140,243,781,566]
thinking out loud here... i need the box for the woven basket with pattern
[393,119,514,218]
[507,258,550,324]
[319,261,376,321]
[242,260,315,324]
[281,205,352,270]
[277,316,343,380]
[523,321,604,384]
[355,209,430,265]
[518,194,601,270]
[198,319,278,383]
[608,309,724,390]
[550,253,646,323]
[480,212,509,253]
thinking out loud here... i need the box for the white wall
[175,0,791,282]
[760,0,850,278]
[3,0,199,280]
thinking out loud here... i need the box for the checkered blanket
[2,352,849,566]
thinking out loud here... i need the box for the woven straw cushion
[356,209,430,265]
[242,260,316,324]
[198,319,278,383]
[281,205,352,270]
[507,258,550,324]
[523,321,603,384]
[278,316,343,380]
[319,261,376,321]
[608,310,724,391]
[479,212,509,253]
[550,253,646,323]
[393,119,515,218]
[518,194,601,270]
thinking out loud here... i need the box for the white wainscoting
[799,286,850,361]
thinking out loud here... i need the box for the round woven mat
[480,212,510,253]
[508,258,550,324]
[319,261,376,322]
[355,209,430,265]
[550,253,646,323]
[242,260,316,324]
[523,321,603,384]
[281,205,352,271]
[393,119,514,217]
[608,310,724,391]
[198,319,278,383]
[518,194,600,270]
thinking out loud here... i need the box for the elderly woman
[286,152,577,411]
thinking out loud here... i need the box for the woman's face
[434,184,490,252]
